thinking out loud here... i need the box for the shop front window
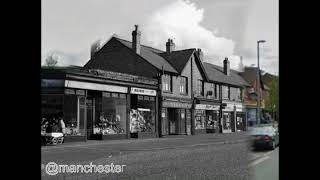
[94,92,127,135]
[130,95,156,133]
[41,94,64,134]
[63,95,85,136]
[195,110,205,129]
[206,111,219,129]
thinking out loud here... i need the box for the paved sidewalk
[42,132,250,152]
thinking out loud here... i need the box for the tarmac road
[41,133,251,180]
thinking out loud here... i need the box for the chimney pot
[197,48,204,62]
[223,57,230,76]
[166,38,175,53]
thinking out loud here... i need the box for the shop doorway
[86,97,95,139]
[160,108,168,136]
[222,112,232,133]
[236,113,244,131]
[168,108,186,135]
[168,108,177,134]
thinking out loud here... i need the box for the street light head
[258,40,266,43]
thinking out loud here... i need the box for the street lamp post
[257,40,266,125]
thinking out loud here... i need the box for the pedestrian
[58,117,66,135]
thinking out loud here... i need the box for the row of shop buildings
[42,25,254,142]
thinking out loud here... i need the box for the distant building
[239,67,271,126]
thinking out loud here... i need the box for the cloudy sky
[42,0,278,75]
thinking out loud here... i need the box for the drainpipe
[190,56,195,135]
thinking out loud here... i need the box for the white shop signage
[195,104,220,110]
[64,80,127,93]
[223,103,244,112]
[236,104,244,112]
[131,87,156,96]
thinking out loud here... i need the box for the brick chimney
[223,57,230,76]
[166,39,175,53]
[132,25,141,54]
[197,48,204,62]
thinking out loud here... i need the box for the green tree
[265,76,279,120]
[43,53,58,67]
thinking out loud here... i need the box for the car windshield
[249,127,274,135]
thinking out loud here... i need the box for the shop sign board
[89,69,158,85]
[222,103,244,112]
[195,104,220,110]
[162,101,192,109]
[131,87,156,96]
[65,80,127,93]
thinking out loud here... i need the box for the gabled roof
[83,37,161,78]
[85,36,206,80]
[239,66,271,90]
[203,62,250,87]
[239,67,258,84]
[115,37,178,73]
[159,49,195,73]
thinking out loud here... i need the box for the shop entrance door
[222,113,231,133]
[168,108,177,134]
[161,108,168,136]
[86,98,95,139]
[180,109,186,135]
[236,114,243,131]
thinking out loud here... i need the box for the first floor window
[197,80,204,96]
[162,74,172,92]
[179,76,187,94]
[222,86,229,100]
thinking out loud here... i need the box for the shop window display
[223,113,231,130]
[206,112,219,129]
[195,110,205,129]
[63,95,85,136]
[130,95,156,133]
[93,92,127,135]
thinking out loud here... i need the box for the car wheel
[58,137,64,144]
[51,137,58,145]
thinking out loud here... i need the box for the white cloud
[143,0,235,58]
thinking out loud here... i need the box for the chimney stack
[197,48,204,62]
[238,56,244,72]
[166,38,175,53]
[90,39,102,58]
[223,57,230,76]
[132,25,141,54]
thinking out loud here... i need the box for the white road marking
[249,156,270,167]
